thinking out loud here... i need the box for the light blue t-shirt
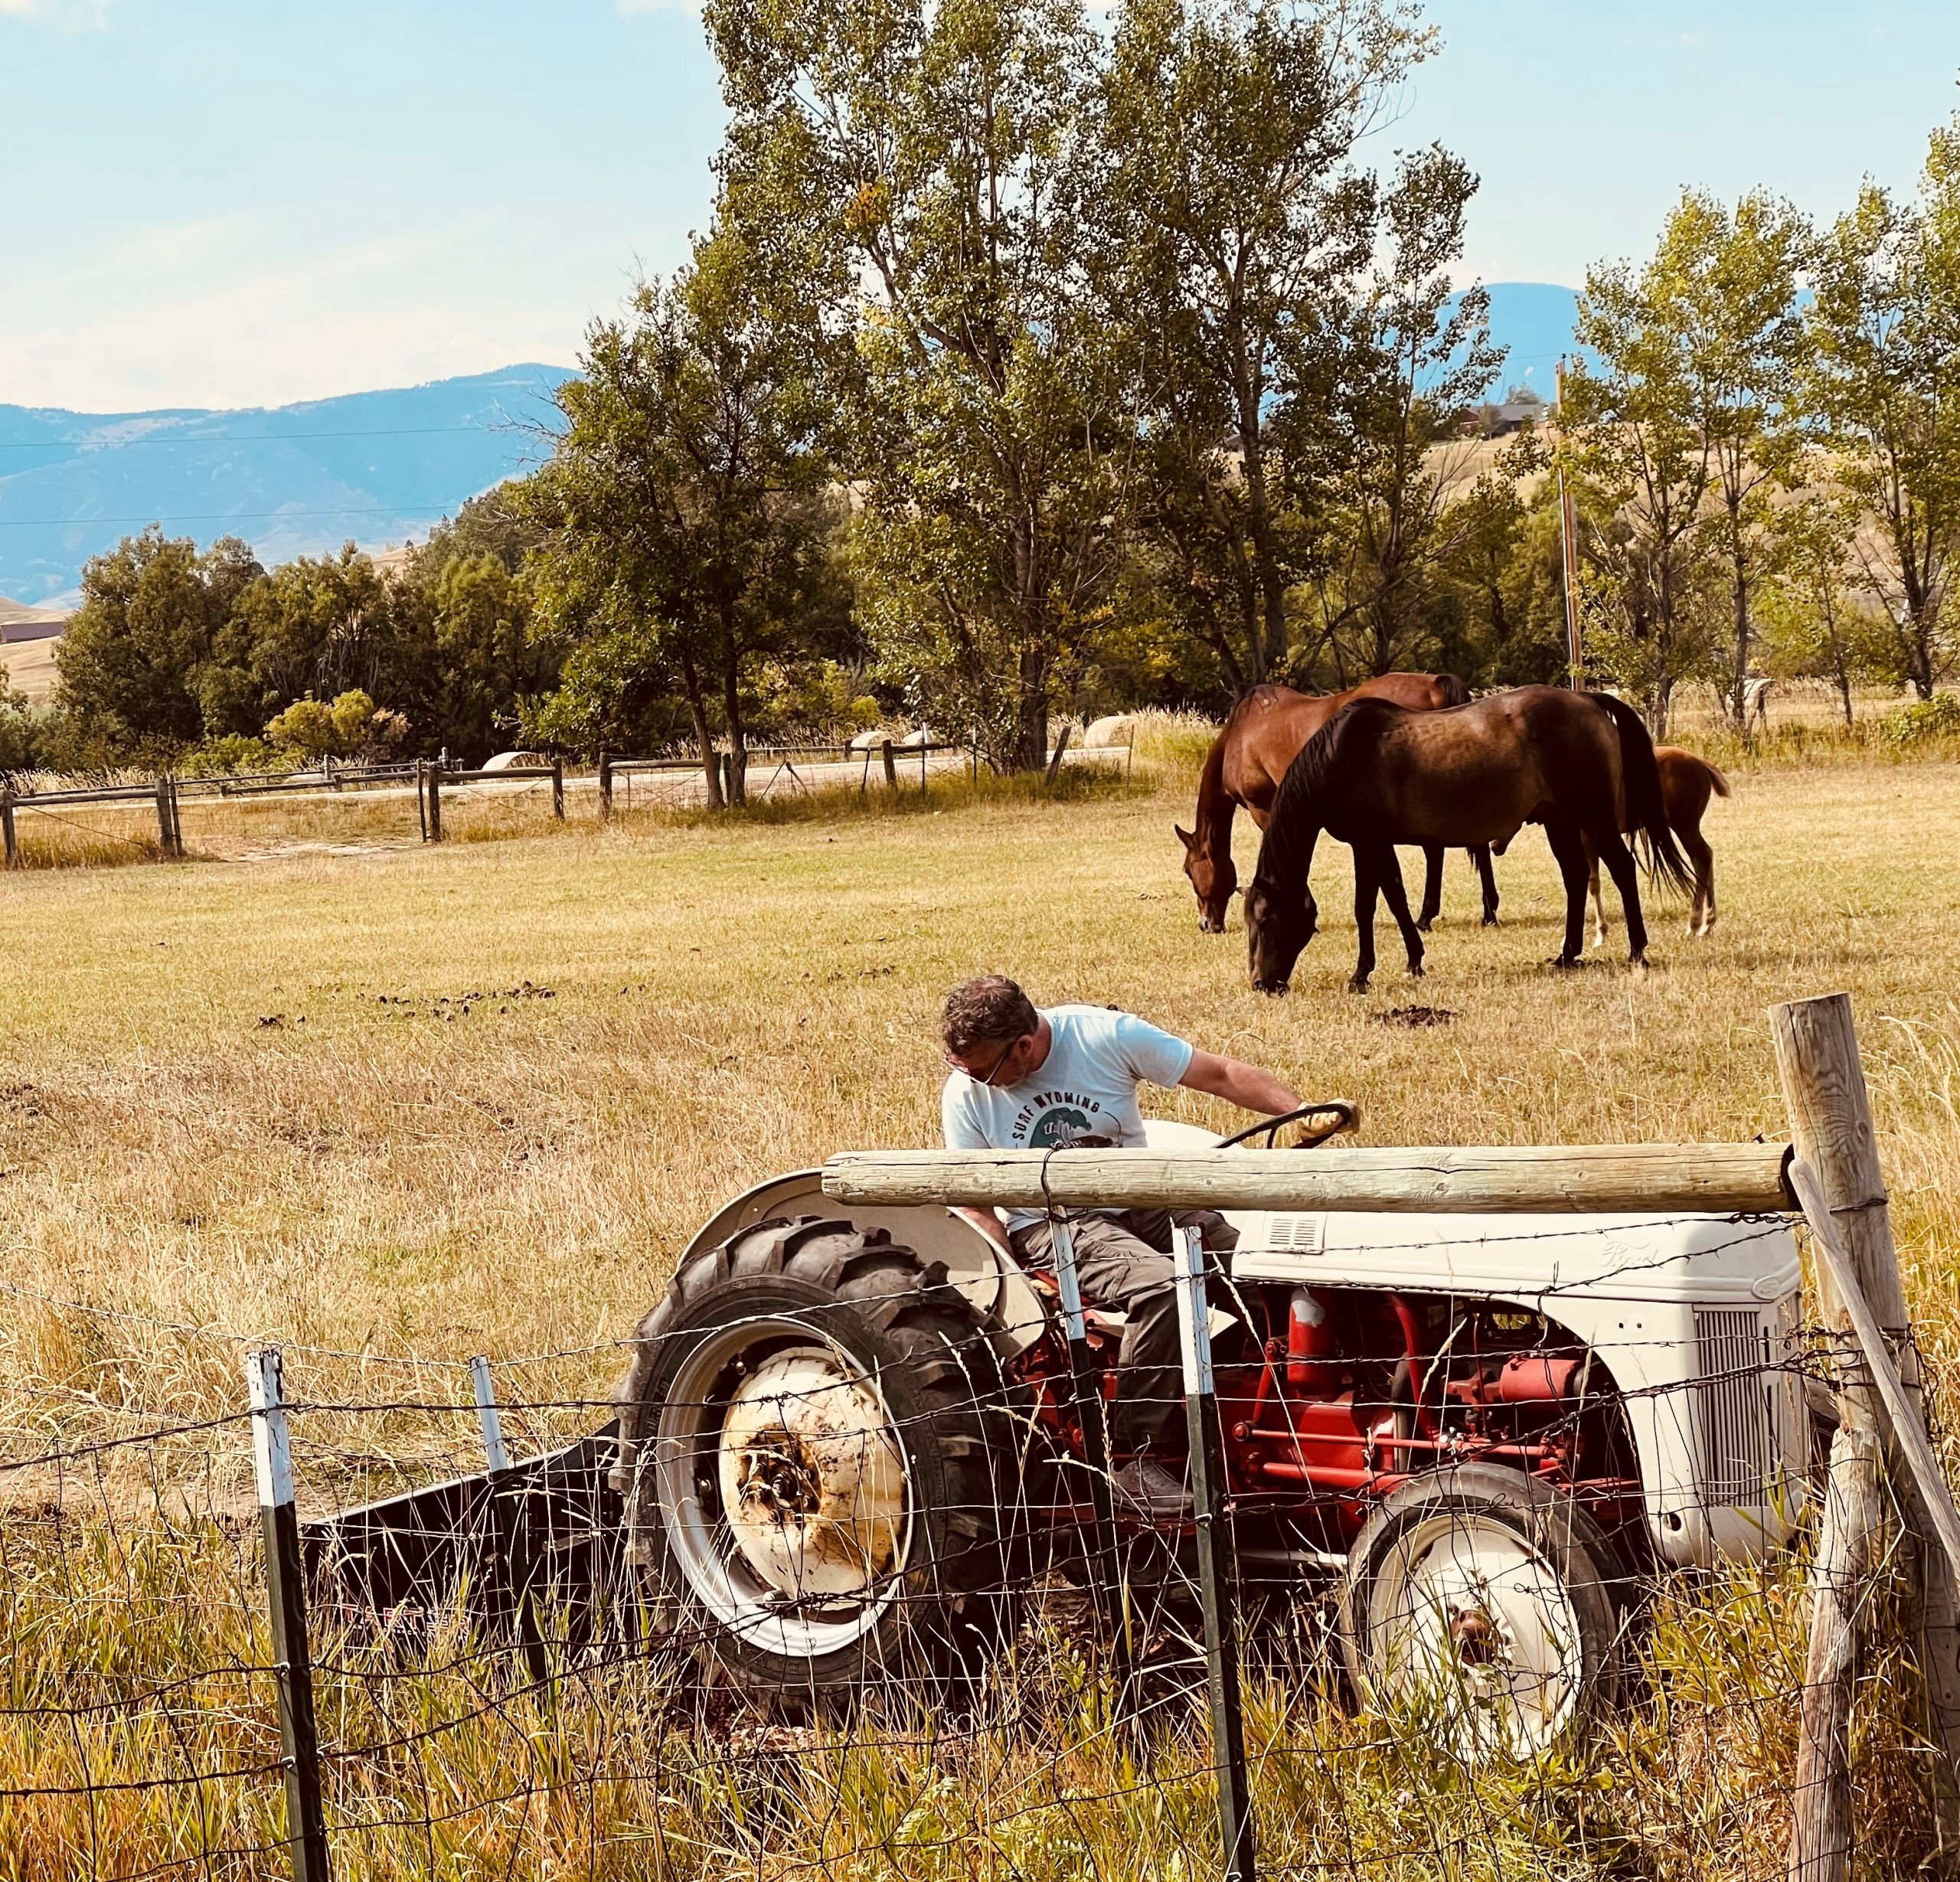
[941,1005,1195,1230]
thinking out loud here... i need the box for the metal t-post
[247,1348,330,1882]
[1048,1217,1129,1676]
[470,1356,548,1687]
[1174,1226,1255,1882]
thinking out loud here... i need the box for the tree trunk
[1730,537,1752,730]
[719,652,748,807]
[678,645,723,809]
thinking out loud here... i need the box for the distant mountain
[1475,283,1582,398]
[0,364,574,606]
[0,288,1581,606]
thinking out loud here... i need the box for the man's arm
[1179,1049,1301,1117]
[954,1205,1014,1255]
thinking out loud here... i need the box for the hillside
[0,364,574,606]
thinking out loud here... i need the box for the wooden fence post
[1044,724,1073,786]
[2,785,17,867]
[155,778,173,857]
[168,776,184,857]
[550,758,564,822]
[247,1348,331,1882]
[426,763,443,843]
[880,738,897,790]
[1772,993,1960,1874]
[598,753,612,822]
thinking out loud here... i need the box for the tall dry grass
[3,747,1959,1874]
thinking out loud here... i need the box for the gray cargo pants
[1009,1207,1237,1454]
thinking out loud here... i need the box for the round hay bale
[1082,714,1135,749]
[482,750,550,772]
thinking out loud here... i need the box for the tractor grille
[1695,1309,1778,1508]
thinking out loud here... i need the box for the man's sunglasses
[946,1034,1029,1088]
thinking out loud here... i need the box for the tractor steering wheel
[1214,1099,1361,1152]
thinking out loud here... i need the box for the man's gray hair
[942,975,1039,1054]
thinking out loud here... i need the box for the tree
[528,218,843,799]
[1308,145,1503,681]
[1100,0,1431,691]
[1806,122,1960,701]
[711,0,1129,771]
[1561,254,1723,732]
[1645,189,1809,725]
[1759,488,1877,725]
[54,530,263,758]
[1434,439,1572,688]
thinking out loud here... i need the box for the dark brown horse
[1176,675,1498,934]
[1245,687,1693,994]
[1587,747,1729,945]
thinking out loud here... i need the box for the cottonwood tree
[1561,253,1723,732]
[1099,0,1431,691]
[1308,145,1503,681]
[1805,121,1960,701]
[54,530,263,759]
[1647,189,1809,725]
[710,0,1129,772]
[527,220,841,801]
[1759,488,1874,725]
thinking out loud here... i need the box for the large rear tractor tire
[1336,1462,1625,1759]
[612,1216,1014,1709]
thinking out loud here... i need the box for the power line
[0,422,561,451]
[0,505,472,528]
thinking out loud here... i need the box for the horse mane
[1432,671,1472,707]
[1256,698,1394,885]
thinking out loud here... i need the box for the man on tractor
[939,975,1301,1515]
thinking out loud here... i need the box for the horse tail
[1592,694,1696,898]
[1432,671,1472,707]
[1701,757,1732,799]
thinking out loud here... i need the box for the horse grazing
[1245,686,1694,995]
[1587,747,1729,945]
[1174,674,1498,933]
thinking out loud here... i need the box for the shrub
[1879,693,1960,745]
[178,735,285,777]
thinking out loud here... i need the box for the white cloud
[0,0,113,26]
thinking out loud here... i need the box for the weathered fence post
[1044,724,1073,786]
[413,761,427,842]
[154,778,174,857]
[598,753,613,822]
[2,785,17,867]
[1772,994,1960,1874]
[1174,1225,1255,1882]
[425,762,443,843]
[168,776,184,856]
[880,738,897,790]
[550,758,564,822]
[247,1348,330,1882]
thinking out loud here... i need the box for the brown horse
[1245,688,1693,994]
[1174,675,1498,933]
[1587,747,1729,945]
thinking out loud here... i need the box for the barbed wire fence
[0,1220,1946,1881]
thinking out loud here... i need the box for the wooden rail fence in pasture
[0,738,1130,868]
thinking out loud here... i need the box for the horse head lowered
[1175,824,1236,933]
[1245,870,1318,995]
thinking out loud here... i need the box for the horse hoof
[1547,956,1583,972]
[1254,980,1290,998]
[1347,975,1371,995]
[1481,914,1499,929]
[1407,963,1426,979]
[1630,955,1651,977]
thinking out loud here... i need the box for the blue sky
[2,0,1956,413]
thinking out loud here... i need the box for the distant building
[1473,384,1552,438]
[0,595,68,644]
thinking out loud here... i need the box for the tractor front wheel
[1335,1462,1625,1758]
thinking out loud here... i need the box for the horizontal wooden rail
[822,1142,1795,1215]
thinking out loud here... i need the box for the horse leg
[1375,845,1426,979]
[1348,847,1380,995]
[1596,829,1650,966]
[1472,845,1500,926]
[1543,818,1591,967]
[1416,843,1442,932]
[1682,825,1716,936]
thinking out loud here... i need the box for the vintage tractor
[610,1107,1809,1752]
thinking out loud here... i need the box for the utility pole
[1557,358,1583,688]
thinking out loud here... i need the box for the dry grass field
[4,733,1960,1877]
